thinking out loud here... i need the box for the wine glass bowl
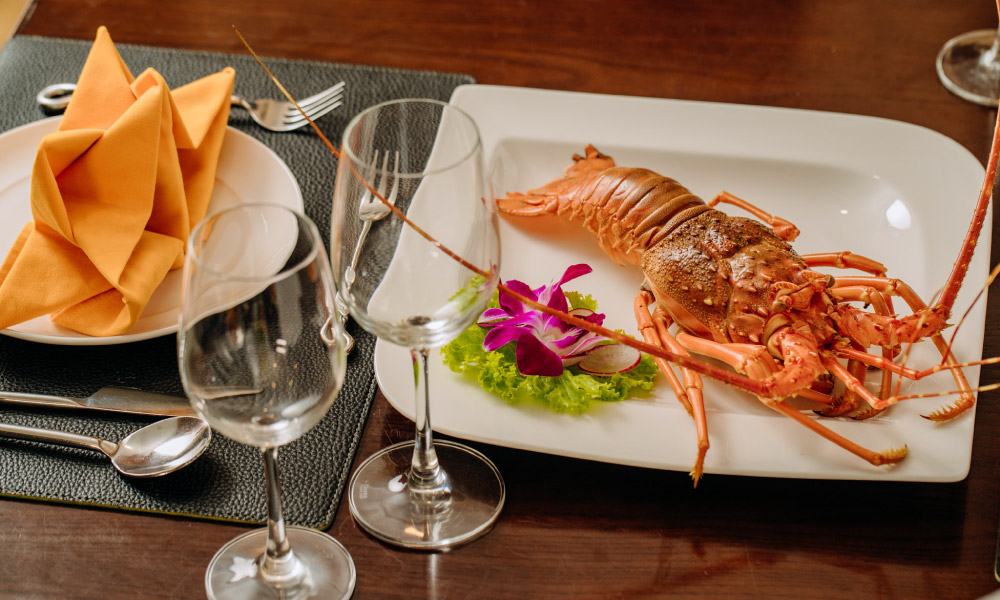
[332,98,504,549]
[937,27,1000,106]
[335,107,499,347]
[179,203,355,599]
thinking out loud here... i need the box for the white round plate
[0,117,303,345]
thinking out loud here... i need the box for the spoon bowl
[0,416,211,477]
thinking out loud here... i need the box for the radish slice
[577,344,641,375]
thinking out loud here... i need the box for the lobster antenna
[942,258,1000,360]
[887,380,1000,403]
[890,284,944,400]
[232,27,779,395]
[937,26,1000,314]
[231,27,482,276]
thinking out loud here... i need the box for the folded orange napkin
[0,26,235,337]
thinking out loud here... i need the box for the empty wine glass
[178,204,355,599]
[937,26,1000,106]
[331,99,504,549]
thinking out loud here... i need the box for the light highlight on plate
[885,199,912,230]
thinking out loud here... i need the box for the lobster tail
[495,145,616,216]
[496,191,558,216]
[496,145,712,266]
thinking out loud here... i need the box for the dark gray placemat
[0,34,474,528]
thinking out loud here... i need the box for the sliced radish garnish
[577,344,642,375]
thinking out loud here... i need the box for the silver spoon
[0,416,211,477]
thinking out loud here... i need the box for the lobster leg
[802,252,888,276]
[675,335,780,380]
[819,355,885,415]
[829,285,893,315]
[635,290,710,485]
[810,250,900,328]
[672,331,907,467]
[830,276,976,419]
[635,291,694,415]
[802,256,901,417]
[827,284,899,416]
[673,332,835,404]
[814,358,866,417]
[766,400,907,466]
[832,276,927,316]
[829,280,892,317]
[805,251,896,315]
[708,191,800,241]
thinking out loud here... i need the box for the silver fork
[36,81,346,132]
[337,149,401,351]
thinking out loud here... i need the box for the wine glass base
[936,29,1000,107]
[204,526,356,600]
[349,439,505,550]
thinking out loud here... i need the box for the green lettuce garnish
[441,289,657,414]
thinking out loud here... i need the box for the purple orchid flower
[478,264,629,377]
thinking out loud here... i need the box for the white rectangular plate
[374,84,989,481]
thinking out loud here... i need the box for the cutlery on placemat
[37,81,347,132]
[0,387,196,417]
[0,416,211,477]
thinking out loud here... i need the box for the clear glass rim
[339,98,484,178]
[936,28,1000,107]
[186,202,321,284]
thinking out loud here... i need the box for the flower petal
[535,264,591,310]
[546,329,588,350]
[561,332,607,356]
[557,263,594,286]
[480,263,613,378]
[513,332,565,376]
[568,307,605,326]
[498,279,536,315]
[478,307,511,326]
[482,325,525,352]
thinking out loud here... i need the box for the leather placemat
[0,34,474,528]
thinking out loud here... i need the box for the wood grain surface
[6,1,1000,598]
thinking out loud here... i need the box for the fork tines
[283,81,346,126]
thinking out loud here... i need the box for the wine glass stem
[408,348,448,492]
[259,447,305,582]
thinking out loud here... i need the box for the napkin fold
[0,26,235,337]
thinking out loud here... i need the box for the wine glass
[937,26,1000,106]
[331,98,504,549]
[178,203,355,599]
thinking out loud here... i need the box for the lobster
[496,142,994,485]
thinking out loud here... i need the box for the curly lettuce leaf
[441,291,657,414]
[563,290,598,312]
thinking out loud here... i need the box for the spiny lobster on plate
[496,139,996,485]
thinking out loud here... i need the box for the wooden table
[6,1,1000,598]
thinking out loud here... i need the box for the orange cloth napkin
[0,27,235,337]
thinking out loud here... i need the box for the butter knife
[0,387,196,418]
